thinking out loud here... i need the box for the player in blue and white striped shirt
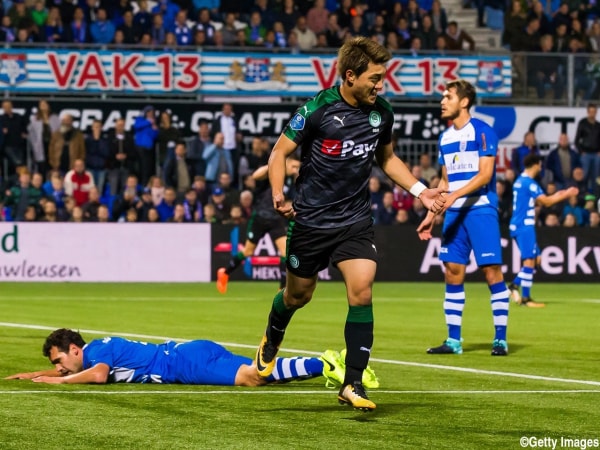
[417,79,511,356]
[508,154,579,307]
[6,328,378,389]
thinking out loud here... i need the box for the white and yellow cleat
[338,382,376,412]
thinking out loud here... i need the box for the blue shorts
[511,226,539,260]
[169,340,251,385]
[440,208,503,266]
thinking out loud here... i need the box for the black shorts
[286,218,377,278]
[246,213,288,245]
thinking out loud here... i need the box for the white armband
[409,181,427,198]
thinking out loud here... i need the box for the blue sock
[266,357,323,382]
[444,284,465,341]
[519,266,535,298]
[489,281,509,341]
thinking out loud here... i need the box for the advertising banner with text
[0,48,511,97]
[212,225,600,283]
[0,223,211,282]
[11,99,442,141]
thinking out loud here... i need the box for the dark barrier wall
[212,225,600,282]
[14,100,441,141]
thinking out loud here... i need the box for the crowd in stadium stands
[1,95,599,227]
[0,0,478,52]
[1,1,600,225]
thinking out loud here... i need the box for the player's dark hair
[337,36,391,81]
[524,154,542,168]
[446,79,476,110]
[43,329,86,357]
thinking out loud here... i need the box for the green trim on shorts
[285,220,295,261]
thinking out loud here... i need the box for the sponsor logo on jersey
[290,113,305,131]
[321,138,342,155]
[320,139,378,158]
[333,115,346,127]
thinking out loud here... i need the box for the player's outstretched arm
[32,363,110,384]
[269,134,297,219]
[5,368,63,380]
[375,142,446,212]
[536,186,579,207]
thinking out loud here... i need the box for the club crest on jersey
[368,111,381,127]
[290,113,305,131]
[289,254,300,269]
[459,140,467,152]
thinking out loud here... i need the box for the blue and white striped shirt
[438,117,499,211]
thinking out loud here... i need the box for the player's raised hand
[416,214,435,240]
[419,188,446,214]
[273,192,295,219]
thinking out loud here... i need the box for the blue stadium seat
[485,7,504,31]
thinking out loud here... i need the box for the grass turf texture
[0,282,598,449]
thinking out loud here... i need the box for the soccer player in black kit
[254,36,446,411]
[216,154,301,293]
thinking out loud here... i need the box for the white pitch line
[2,322,600,388]
[0,390,599,396]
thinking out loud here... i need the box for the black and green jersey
[283,86,394,228]
[254,175,296,219]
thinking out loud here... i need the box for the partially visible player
[508,154,579,307]
[216,154,301,294]
[5,328,378,388]
[417,79,511,357]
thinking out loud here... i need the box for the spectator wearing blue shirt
[195,7,216,44]
[511,131,541,174]
[85,120,110,195]
[156,186,177,221]
[90,8,115,44]
[133,106,159,186]
[172,9,193,45]
[133,0,153,36]
[152,0,180,29]
[202,132,233,187]
[374,191,398,225]
[63,7,89,43]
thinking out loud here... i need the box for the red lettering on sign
[383,59,403,94]
[75,53,108,89]
[113,54,143,90]
[311,58,338,89]
[175,54,201,91]
[46,52,79,89]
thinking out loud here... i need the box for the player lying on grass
[5,328,378,389]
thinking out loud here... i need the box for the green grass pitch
[1,282,598,449]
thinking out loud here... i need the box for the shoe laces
[349,381,369,399]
